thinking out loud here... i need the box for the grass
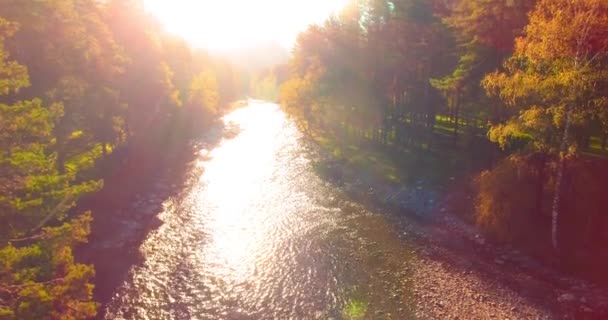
[588,136,608,156]
[311,126,467,189]
[314,133,406,184]
[343,298,368,320]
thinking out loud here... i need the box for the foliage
[0,2,243,318]
[475,154,541,241]
[282,0,608,265]
[483,0,608,154]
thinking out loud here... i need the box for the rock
[558,293,576,302]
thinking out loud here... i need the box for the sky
[143,0,350,51]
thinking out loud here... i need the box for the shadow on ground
[74,120,232,318]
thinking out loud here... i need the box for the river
[103,102,417,319]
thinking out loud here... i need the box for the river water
[104,102,415,319]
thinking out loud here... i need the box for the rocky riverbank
[318,154,608,319]
[77,146,197,310]
[76,121,230,318]
[79,115,608,319]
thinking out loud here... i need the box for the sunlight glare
[144,0,350,50]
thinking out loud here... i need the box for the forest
[0,0,244,318]
[280,0,608,284]
[2,0,608,318]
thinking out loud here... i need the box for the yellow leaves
[280,77,313,111]
[486,0,608,155]
[0,18,19,41]
[520,0,608,62]
[483,66,543,107]
[475,154,540,241]
[188,70,220,115]
[68,131,83,140]
[0,18,29,95]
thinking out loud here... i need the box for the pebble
[558,293,576,302]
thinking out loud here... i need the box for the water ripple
[104,102,415,319]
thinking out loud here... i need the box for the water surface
[105,102,414,319]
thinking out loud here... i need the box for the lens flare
[144,0,350,50]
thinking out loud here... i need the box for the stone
[558,293,576,302]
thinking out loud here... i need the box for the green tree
[0,17,98,319]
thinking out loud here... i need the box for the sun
[144,0,350,50]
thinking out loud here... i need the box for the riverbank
[74,120,231,318]
[76,101,607,319]
[310,132,608,319]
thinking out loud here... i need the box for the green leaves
[1,1,239,318]
[0,12,100,319]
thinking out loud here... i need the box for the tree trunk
[57,151,66,174]
[56,133,66,174]
[535,153,547,220]
[453,90,460,143]
[551,104,574,251]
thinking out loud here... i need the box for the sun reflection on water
[198,103,290,281]
[104,102,416,319]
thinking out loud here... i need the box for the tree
[483,0,608,250]
[0,17,98,319]
[185,70,220,126]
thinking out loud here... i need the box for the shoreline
[75,121,228,318]
[77,109,607,319]
[311,135,608,318]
